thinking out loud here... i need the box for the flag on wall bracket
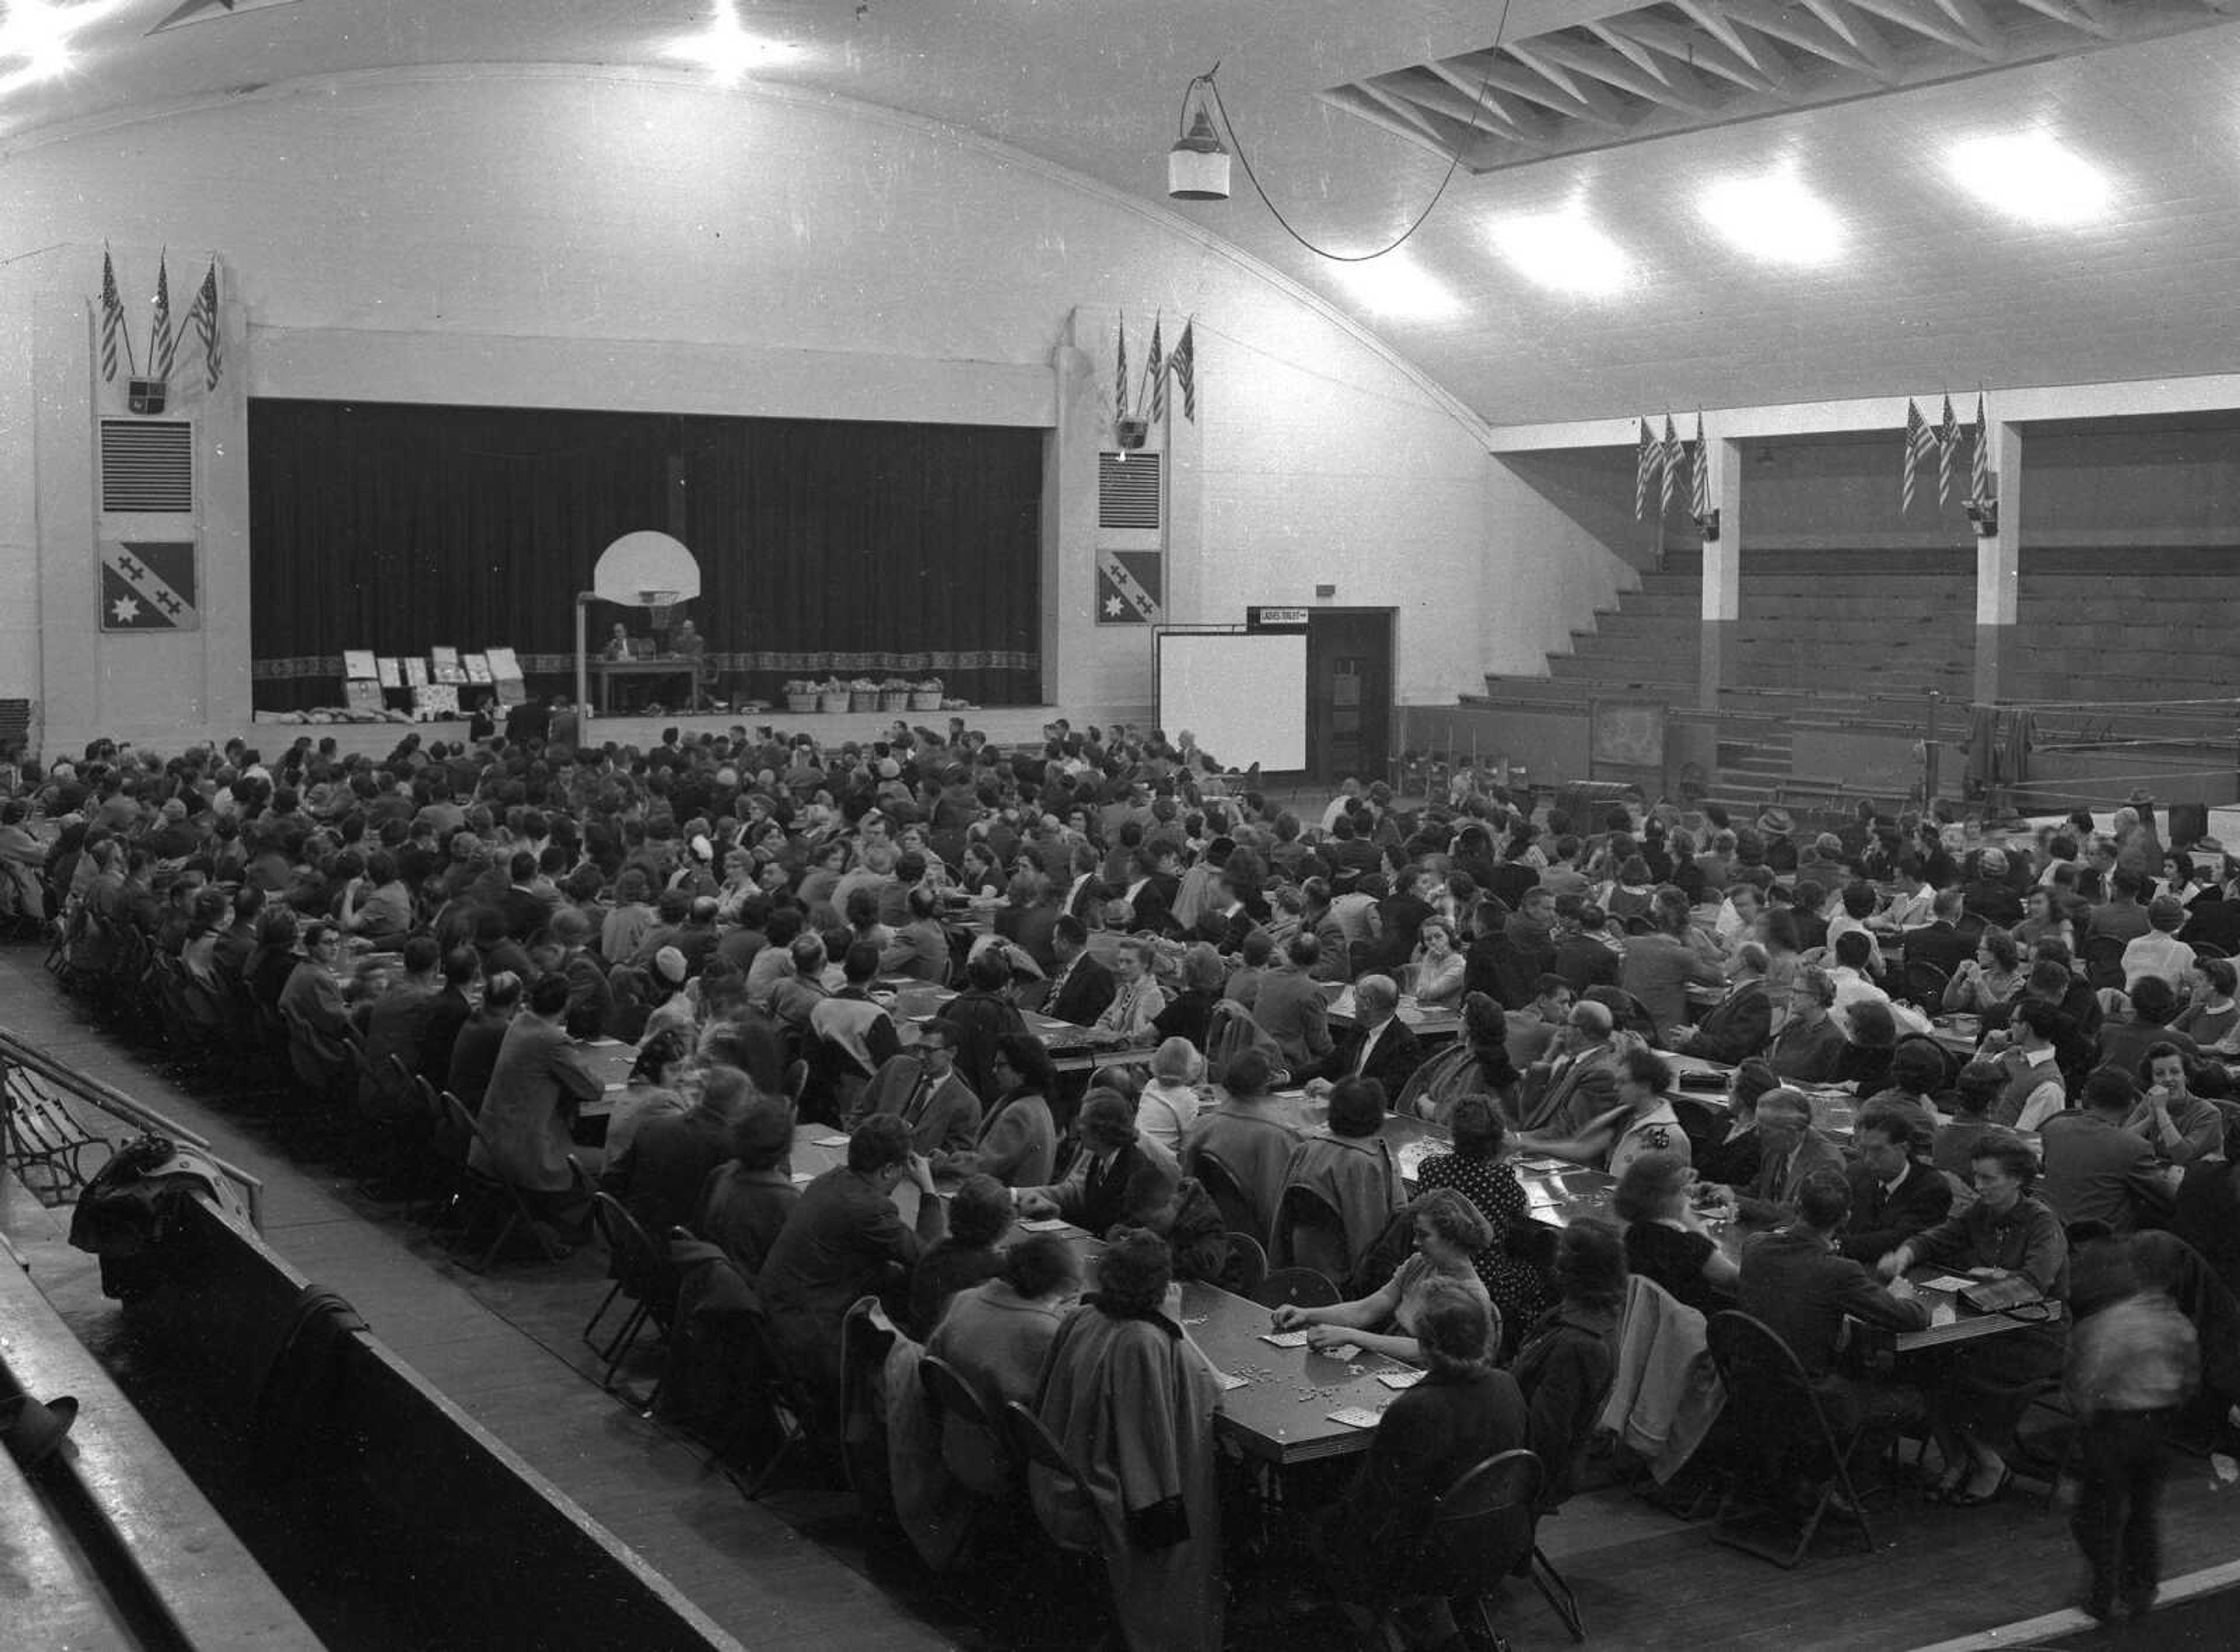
[1095,550,1162,624]
[100,540,200,631]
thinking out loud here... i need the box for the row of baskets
[783,687,946,714]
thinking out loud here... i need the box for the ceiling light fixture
[1161,0,1514,264]
[0,0,126,96]
[664,0,799,89]
[1946,131,2110,226]
[1489,208,1631,296]
[1699,166,1846,265]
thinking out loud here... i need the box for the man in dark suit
[848,1022,982,1154]
[1901,888,1972,981]
[601,1065,750,1238]
[1043,915,1116,1025]
[2039,1069,2175,1238]
[1518,1000,1622,1133]
[1550,896,1620,995]
[1310,974,1423,1096]
[416,944,480,1084]
[1251,932,1338,1073]
[1839,1104,1954,1262]
[993,872,1062,972]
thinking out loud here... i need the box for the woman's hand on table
[1269,1303,1312,1331]
[1302,1323,1354,1352]
[1016,1189,1059,1219]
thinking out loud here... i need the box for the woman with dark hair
[1694,1057,1778,1188]
[1878,1136,2070,1504]
[1313,1282,1526,1650]
[1277,1076,1404,1270]
[695,1096,800,1275]
[934,1034,1056,1187]
[928,1231,1082,1418]
[908,1172,1014,1334]
[1395,990,1520,1122]
[1409,915,1467,1008]
[2175,956,2239,1049]
[1270,1187,1495,1365]
[1150,942,1226,1049]
[606,1026,692,1161]
[1416,1095,1556,1337]
[1944,926,2024,1014]
[1511,1217,1628,1511]
[1032,1232,1224,1652]
[1615,1150,1737,1315]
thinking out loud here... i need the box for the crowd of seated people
[15,723,2240,1640]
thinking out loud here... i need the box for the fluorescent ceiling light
[664,0,800,88]
[1331,252,1462,321]
[1488,208,1630,296]
[1699,167,1846,265]
[1945,131,2110,226]
[0,0,127,97]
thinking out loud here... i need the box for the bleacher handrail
[0,1023,263,1230]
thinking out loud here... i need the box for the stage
[240,704,1157,761]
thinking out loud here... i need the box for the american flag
[1937,393,1961,509]
[1661,414,1682,519]
[151,255,176,382]
[1146,317,1166,423]
[1114,312,1127,421]
[1971,393,1990,506]
[99,247,128,383]
[1170,320,1196,421]
[1636,418,1660,520]
[189,260,222,390]
[1691,411,1710,523]
[1902,398,1937,513]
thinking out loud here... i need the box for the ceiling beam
[1724,0,1901,85]
[1846,0,2007,60]
[1606,13,1803,100]
[1585,19,1671,83]
[1419,58,1560,145]
[1670,0,1766,68]
[1396,67,1556,149]
[1443,50,1632,130]
[2010,0,2115,37]
[1315,85,1489,167]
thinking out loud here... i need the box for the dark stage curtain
[249,400,1044,711]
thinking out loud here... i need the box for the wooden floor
[10,940,2240,1651]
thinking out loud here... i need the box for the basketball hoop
[639,589,681,629]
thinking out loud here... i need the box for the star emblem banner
[99,540,200,632]
[1096,550,1161,625]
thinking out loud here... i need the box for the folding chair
[921,1353,1012,1497]
[1187,1147,1265,1245]
[999,1399,1121,1649]
[440,1092,576,1273]
[1271,1182,1350,1283]
[1900,958,1950,1010]
[1216,1231,1269,1298]
[1704,1310,1881,1567]
[736,1300,824,1500]
[1339,1448,1546,1652]
[584,1192,676,1395]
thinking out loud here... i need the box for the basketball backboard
[592,531,701,609]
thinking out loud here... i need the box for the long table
[590,656,707,713]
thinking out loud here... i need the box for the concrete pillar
[1698,436,1742,711]
[1972,419,2022,704]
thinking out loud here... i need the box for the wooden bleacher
[2010,545,2240,704]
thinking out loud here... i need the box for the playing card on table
[1214,1372,1251,1392]
[1020,1219,1072,1233]
[1377,1370,1426,1391]
[1920,1275,1975,1293]
[1326,1406,1386,1429]
[812,1135,851,1149]
[1259,1329,1311,1348]
[1318,1342,1363,1362]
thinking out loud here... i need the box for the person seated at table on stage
[1180,1048,1301,1241]
[2039,1069,2174,1240]
[1840,1102,1955,1264]
[1252,932,1337,1074]
[1272,1187,1497,1366]
[1277,1075,1404,1268]
[1017,1090,1158,1236]
[1512,1217,1626,1512]
[473,973,604,1241]
[1112,1159,1232,1285]
[1726,1087,1846,1228]
[694,1094,800,1276]
[1946,925,2025,1017]
[603,1027,692,1164]
[2122,895,2198,995]
[1768,967,1847,1084]
[850,1020,981,1157]
[932,1033,1057,1188]
[1416,1094,1558,1342]
[1682,1058,1773,1191]
[926,1231,1081,1423]
[1619,889,1727,1048]
[1603,1048,1688,1181]
[1090,935,1166,1043]
[1878,1137,2072,1507]
[1311,1283,1527,1650]
[1740,1170,1931,1486]
[601,1062,752,1241]
[1614,1150,1737,1318]
[1667,941,1775,1066]
[600,621,632,662]
[907,1172,1013,1337]
[1032,1230,1224,1652]
[761,1114,947,1404]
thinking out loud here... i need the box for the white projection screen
[1156,630,1308,772]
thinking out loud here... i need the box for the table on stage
[589,654,708,713]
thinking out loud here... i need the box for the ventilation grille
[0,701,27,754]
[1098,452,1161,531]
[101,420,195,514]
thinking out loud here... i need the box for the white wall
[0,67,1503,748]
